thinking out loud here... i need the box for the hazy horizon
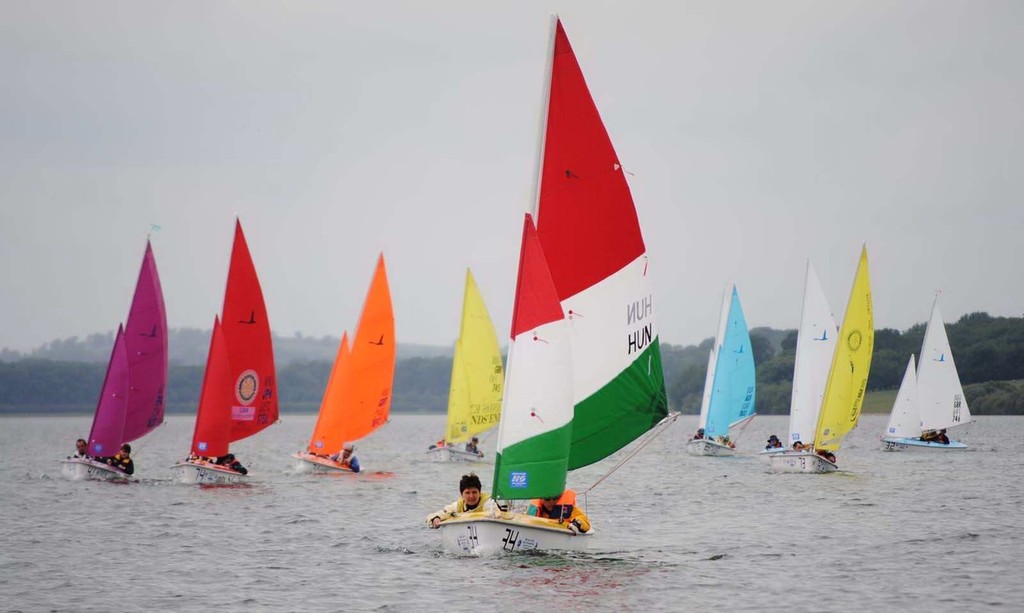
[2,2,1022,352]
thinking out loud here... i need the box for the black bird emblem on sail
[239,310,256,325]
[141,325,158,338]
[370,334,385,346]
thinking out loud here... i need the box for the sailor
[528,489,591,534]
[692,428,705,440]
[792,441,807,451]
[72,438,90,459]
[330,442,360,473]
[426,473,492,528]
[100,444,135,475]
[428,439,446,450]
[215,453,248,475]
[765,435,783,450]
[464,436,481,456]
[935,429,950,445]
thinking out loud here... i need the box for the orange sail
[190,317,233,458]
[307,332,352,454]
[335,254,396,446]
[221,219,278,442]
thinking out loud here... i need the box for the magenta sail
[87,325,130,457]
[122,241,168,443]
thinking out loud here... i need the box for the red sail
[190,317,232,458]
[535,19,646,300]
[221,219,278,442]
[510,214,565,339]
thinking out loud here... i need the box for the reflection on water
[1,414,1022,610]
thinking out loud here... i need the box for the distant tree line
[1,312,1022,415]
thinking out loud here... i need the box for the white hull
[425,447,484,462]
[439,513,590,556]
[757,448,787,464]
[292,452,357,474]
[170,461,246,484]
[60,458,131,481]
[768,451,838,473]
[685,438,736,457]
[882,437,968,452]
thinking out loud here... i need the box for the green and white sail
[533,20,669,469]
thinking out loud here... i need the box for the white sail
[884,355,920,439]
[917,299,971,431]
[697,286,730,430]
[787,261,837,446]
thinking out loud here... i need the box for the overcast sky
[1,1,1021,352]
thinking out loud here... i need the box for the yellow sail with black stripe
[814,245,874,451]
[445,269,504,444]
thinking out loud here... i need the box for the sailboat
[686,285,756,456]
[293,254,395,473]
[61,241,167,481]
[426,268,504,462]
[770,247,873,473]
[171,220,278,484]
[758,261,837,463]
[439,19,674,555]
[882,298,971,450]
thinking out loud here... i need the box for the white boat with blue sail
[686,285,756,457]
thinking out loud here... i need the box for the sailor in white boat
[815,449,837,464]
[329,442,361,472]
[716,435,736,449]
[71,438,90,459]
[426,473,493,528]
[692,428,705,440]
[427,438,451,450]
[463,437,482,456]
[528,490,591,534]
[215,453,248,475]
[792,441,808,451]
[95,444,134,475]
[765,435,783,450]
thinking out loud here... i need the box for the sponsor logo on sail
[235,370,259,406]
[510,472,528,488]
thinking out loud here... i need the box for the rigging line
[579,411,680,497]
[127,420,167,458]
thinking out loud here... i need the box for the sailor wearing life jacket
[426,473,494,528]
[528,489,591,534]
[97,444,135,475]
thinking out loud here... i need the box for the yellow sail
[814,245,874,451]
[445,269,504,444]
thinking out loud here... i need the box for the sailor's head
[119,444,131,456]
[697,428,704,435]
[459,473,482,505]
[471,437,479,443]
[76,439,87,453]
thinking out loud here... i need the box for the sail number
[502,528,520,552]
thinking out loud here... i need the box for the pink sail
[122,240,168,442]
[87,325,130,457]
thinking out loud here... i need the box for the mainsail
[445,269,504,444]
[788,261,838,445]
[917,299,971,432]
[492,214,573,501]
[704,286,756,438]
[221,220,278,443]
[814,246,874,451]
[534,19,668,470]
[122,241,168,443]
[334,254,396,446]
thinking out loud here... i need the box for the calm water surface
[1,414,1021,612]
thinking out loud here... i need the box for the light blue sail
[704,286,756,438]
